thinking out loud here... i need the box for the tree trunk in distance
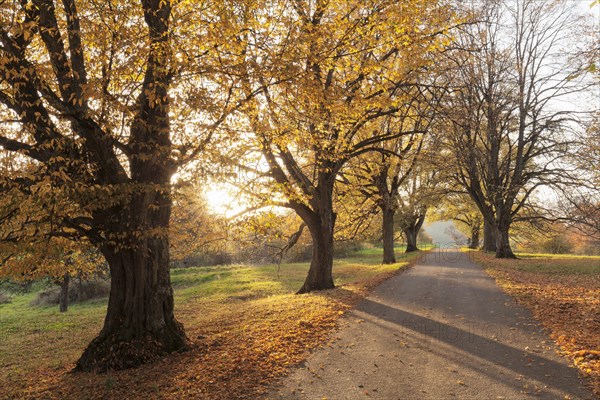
[404,214,425,253]
[405,228,420,252]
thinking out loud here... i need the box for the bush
[0,279,35,294]
[174,251,235,268]
[284,244,313,263]
[542,234,574,254]
[30,288,60,307]
[30,278,110,307]
[0,291,11,304]
[333,241,367,258]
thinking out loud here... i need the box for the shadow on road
[356,297,586,397]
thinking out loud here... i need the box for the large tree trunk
[297,175,337,294]
[59,273,70,313]
[381,206,396,264]
[482,218,496,252]
[495,223,516,259]
[75,203,188,371]
[298,222,335,294]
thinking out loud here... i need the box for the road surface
[267,249,593,400]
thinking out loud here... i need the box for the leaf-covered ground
[472,251,600,398]
[0,248,424,399]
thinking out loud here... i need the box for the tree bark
[59,273,70,313]
[381,206,396,264]
[75,205,188,371]
[495,223,516,259]
[296,173,337,294]
[482,218,496,252]
[469,222,480,249]
[297,221,335,294]
[404,228,420,252]
[403,213,425,253]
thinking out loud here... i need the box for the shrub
[542,234,574,254]
[333,241,367,258]
[284,244,313,262]
[0,291,11,304]
[0,279,35,294]
[30,278,110,307]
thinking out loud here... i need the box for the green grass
[0,245,423,383]
[170,245,423,302]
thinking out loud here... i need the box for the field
[471,250,600,397]
[0,246,424,399]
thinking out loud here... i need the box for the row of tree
[0,0,597,371]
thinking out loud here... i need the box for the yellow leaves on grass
[3,255,420,399]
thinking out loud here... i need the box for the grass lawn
[0,246,424,399]
[470,250,600,398]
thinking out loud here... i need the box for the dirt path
[267,249,594,400]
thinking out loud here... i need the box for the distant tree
[344,80,444,263]
[394,155,444,252]
[233,0,455,292]
[434,194,482,249]
[440,0,592,258]
[170,186,227,263]
[231,210,309,264]
[542,234,573,255]
[339,125,424,263]
[561,111,600,240]
[444,224,468,246]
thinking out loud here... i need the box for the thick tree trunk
[297,225,335,294]
[495,224,516,259]
[59,273,70,313]
[404,228,420,252]
[75,237,187,371]
[75,189,188,371]
[381,207,396,264]
[297,212,336,294]
[482,218,496,252]
[296,174,337,294]
[469,223,480,249]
